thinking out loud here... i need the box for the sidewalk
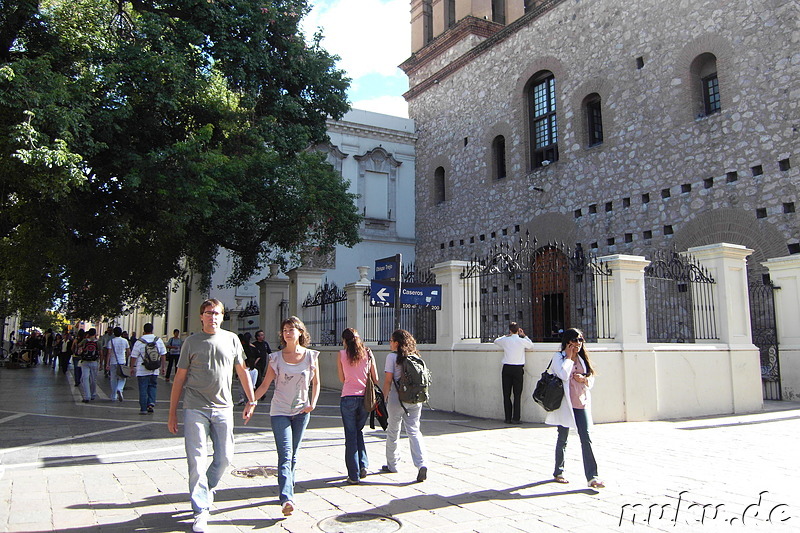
[0,362,798,532]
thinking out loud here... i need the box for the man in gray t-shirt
[168,298,256,533]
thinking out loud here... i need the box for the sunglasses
[570,337,585,343]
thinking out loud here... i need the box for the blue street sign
[400,283,442,310]
[375,255,400,281]
[370,280,395,307]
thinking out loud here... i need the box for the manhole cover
[231,466,277,478]
[317,513,402,532]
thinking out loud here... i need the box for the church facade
[402,0,798,275]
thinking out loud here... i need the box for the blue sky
[302,0,411,117]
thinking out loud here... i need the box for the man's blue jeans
[137,375,158,412]
[340,395,369,481]
[271,412,309,504]
[184,408,234,515]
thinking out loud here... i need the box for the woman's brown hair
[342,328,367,364]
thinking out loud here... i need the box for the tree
[0,0,360,319]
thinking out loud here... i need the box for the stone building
[402,0,798,277]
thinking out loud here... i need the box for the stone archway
[672,207,787,273]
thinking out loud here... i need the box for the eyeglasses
[571,337,585,343]
[203,311,222,316]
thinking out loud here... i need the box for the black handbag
[532,360,564,412]
[369,386,388,431]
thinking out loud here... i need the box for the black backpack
[81,339,100,361]
[139,337,162,370]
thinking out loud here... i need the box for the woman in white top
[251,316,320,517]
[382,329,428,483]
[545,328,604,489]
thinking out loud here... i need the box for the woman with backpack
[337,328,379,484]
[382,329,428,483]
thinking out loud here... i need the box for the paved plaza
[1,362,798,532]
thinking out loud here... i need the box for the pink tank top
[340,349,371,396]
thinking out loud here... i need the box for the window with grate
[703,73,721,115]
[528,73,558,168]
[492,0,505,24]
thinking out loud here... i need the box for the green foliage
[0,0,359,319]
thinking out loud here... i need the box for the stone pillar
[690,243,761,413]
[286,267,326,321]
[345,266,372,337]
[431,260,474,348]
[764,255,800,401]
[595,254,650,346]
[597,254,656,421]
[257,264,290,344]
[688,243,754,346]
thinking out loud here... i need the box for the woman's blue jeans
[271,412,309,504]
[554,408,598,481]
[340,395,369,480]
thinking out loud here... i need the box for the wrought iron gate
[749,277,781,400]
[460,237,612,343]
[302,281,347,347]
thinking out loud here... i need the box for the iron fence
[362,262,437,345]
[644,249,717,343]
[301,280,347,347]
[749,276,781,400]
[461,236,612,343]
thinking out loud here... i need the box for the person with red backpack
[78,328,102,403]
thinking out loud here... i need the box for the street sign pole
[393,253,402,332]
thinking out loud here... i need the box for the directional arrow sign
[370,280,396,307]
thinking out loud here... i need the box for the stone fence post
[286,267,326,322]
[596,254,656,421]
[345,267,371,336]
[688,243,753,345]
[430,260,475,348]
[595,254,650,346]
[257,265,290,341]
[764,255,800,400]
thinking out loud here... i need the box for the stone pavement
[0,362,798,532]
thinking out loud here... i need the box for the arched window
[691,53,721,117]
[434,166,446,204]
[492,135,507,179]
[583,93,603,147]
[528,71,558,168]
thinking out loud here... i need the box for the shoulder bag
[112,340,129,378]
[532,359,563,412]
[363,349,377,412]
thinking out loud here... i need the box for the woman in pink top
[337,328,379,484]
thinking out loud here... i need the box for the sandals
[588,478,605,489]
[553,475,569,484]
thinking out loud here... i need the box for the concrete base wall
[314,342,763,422]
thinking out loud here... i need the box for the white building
[158,109,417,338]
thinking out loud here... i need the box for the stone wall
[405,0,799,273]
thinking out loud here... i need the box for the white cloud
[303,0,411,79]
[351,95,409,118]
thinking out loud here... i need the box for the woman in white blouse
[545,328,604,489]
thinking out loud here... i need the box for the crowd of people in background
[4,313,602,532]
